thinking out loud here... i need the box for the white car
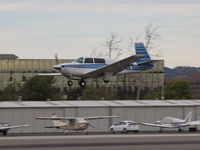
[109,121,140,133]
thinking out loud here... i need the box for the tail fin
[135,42,152,65]
[51,113,66,127]
[184,111,192,123]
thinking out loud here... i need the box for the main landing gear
[68,80,73,86]
[79,80,86,87]
[67,80,86,87]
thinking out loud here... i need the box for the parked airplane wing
[188,120,200,126]
[0,124,29,130]
[85,116,118,120]
[38,73,62,76]
[140,123,174,128]
[140,122,190,128]
[83,55,144,78]
[36,117,76,120]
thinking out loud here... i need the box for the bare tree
[102,33,123,59]
[144,22,162,58]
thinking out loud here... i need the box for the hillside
[164,66,200,79]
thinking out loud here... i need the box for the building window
[22,76,26,81]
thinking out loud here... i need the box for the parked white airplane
[38,43,154,87]
[0,123,28,136]
[140,112,200,132]
[36,113,118,133]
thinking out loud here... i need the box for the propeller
[55,54,59,65]
[88,122,95,128]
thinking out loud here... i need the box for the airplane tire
[79,80,86,87]
[134,130,139,133]
[178,128,182,132]
[2,130,7,136]
[159,129,163,133]
[68,80,73,86]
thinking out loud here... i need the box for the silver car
[109,121,140,133]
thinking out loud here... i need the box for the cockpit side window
[94,58,105,63]
[74,57,84,63]
[84,58,94,63]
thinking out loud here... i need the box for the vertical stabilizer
[135,42,151,65]
[51,113,66,127]
[184,111,192,123]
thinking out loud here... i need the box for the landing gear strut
[68,80,73,86]
[103,79,109,83]
[2,130,7,136]
[79,80,86,87]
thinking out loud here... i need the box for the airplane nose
[53,64,62,70]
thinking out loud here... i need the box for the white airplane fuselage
[57,118,90,131]
[54,61,151,80]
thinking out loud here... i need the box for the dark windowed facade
[0,55,164,94]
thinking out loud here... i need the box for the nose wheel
[68,80,73,86]
[79,80,86,87]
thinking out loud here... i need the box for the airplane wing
[85,116,118,120]
[140,122,191,128]
[36,116,118,120]
[36,117,76,120]
[0,124,29,130]
[38,73,62,76]
[140,123,174,128]
[83,55,144,78]
[188,120,200,126]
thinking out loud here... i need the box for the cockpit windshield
[73,57,84,63]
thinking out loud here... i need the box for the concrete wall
[0,105,199,133]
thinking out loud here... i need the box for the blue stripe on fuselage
[62,63,153,71]
[62,64,107,69]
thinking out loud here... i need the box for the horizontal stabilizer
[45,126,60,128]
[38,73,62,76]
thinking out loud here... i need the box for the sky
[0,0,200,68]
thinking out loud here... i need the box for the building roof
[0,54,18,60]
[0,100,200,108]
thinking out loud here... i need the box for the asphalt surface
[0,133,200,150]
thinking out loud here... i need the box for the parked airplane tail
[51,113,66,127]
[184,111,192,123]
[135,42,153,66]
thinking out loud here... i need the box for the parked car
[109,120,140,133]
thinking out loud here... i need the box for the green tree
[21,76,61,101]
[1,82,22,101]
[81,86,118,100]
[66,87,84,100]
[143,92,161,100]
[165,79,193,100]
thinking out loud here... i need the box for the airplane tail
[184,111,192,123]
[135,42,153,66]
[51,113,66,127]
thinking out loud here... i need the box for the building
[0,54,164,97]
[0,100,199,133]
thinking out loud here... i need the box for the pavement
[0,133,200,150]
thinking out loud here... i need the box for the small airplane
[35,113,118,134]
[139,111,200,132]
[0,123,28,136]
[38,42,154,87]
